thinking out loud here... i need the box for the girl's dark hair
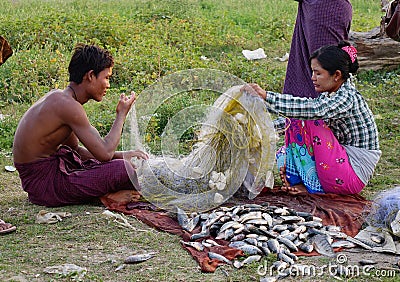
[309,41,359,81]
[68,44,114,83]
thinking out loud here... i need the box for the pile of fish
[176,203,381,278]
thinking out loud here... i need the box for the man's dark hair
[68,44,114,83]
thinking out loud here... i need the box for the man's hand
[125,149,149,161]
[116,91,137,116]
[122,149,149,169]
[241,83,267,100]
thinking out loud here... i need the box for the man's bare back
[13,89,80,163]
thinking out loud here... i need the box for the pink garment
[310,120,364,194]
[14,145,140,207]
[282,119,364,194]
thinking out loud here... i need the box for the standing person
[243,41,381,195]
[1,35,16,234]
[284,0,353,98]
[13,43,148,207]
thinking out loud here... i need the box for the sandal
[0,219,16,234]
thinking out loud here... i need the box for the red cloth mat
[101,188,371,272]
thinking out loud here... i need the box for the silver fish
[324,225,342,232]
[331,240,356,249]
[233,254,261,269]
[124,252,156,264]
[236,244,263,255]
[205,213,224,228]
[185,214,200,232]
[280,230,290,237]
[243,204,263,209]
[278,252,294,265]
[219,221,236,233]
[293,225,307,234]
[267,239,280,253]
[259,243,271,256]
[261,212,273,226]
[256,235,270,241]
[293,238,303,247]
[208,251,232,265]
[229,240,247,248]
[298,231,310,241]
[280,215,305,224]
[233,225,246,234]
[201,240,213,248]
[312,234,335,257]
[349,237,377,249]
[244,237,258,246]
[277,237,298,252]
[239,211,262,223]
[272,224,288,232]
[246,219,272,226]
[205,239,222,246]
[176,206,189,230]
[216,228,234,240]
[273,207,290,215]
[232,222,244,229]
[246,233,259,239]
[180,240,204,252]
[312,216,323,222]
[295,211,313,221]
[282,233,298,242]
[231,233,246,241]
[299,221,323,228]
[298,242,313,253]
[190,222,210,240]
[281,248,298,261]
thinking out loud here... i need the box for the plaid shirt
[267,81,380,150]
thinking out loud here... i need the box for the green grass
[0,0,399,281]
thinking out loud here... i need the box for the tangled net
[122,69,276,212]
[365,186,400,231]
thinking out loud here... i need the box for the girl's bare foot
[279,166,290,190]
[279,167,307,195]
[285,184,308,195]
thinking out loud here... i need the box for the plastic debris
[274,52,289,62]
[35,210,71,224]
[4,165,16,172]
[43,263,87,280]
[242,48,267,60]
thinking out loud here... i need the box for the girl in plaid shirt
[244,41,381,194]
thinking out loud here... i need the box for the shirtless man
[13,44,148,207]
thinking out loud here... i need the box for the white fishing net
[122,69,277,212]
[364,186,400,231]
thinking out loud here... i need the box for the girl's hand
[241,83,267,100]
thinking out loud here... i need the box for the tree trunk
[349,28,400,71]
[348,0,400,71]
